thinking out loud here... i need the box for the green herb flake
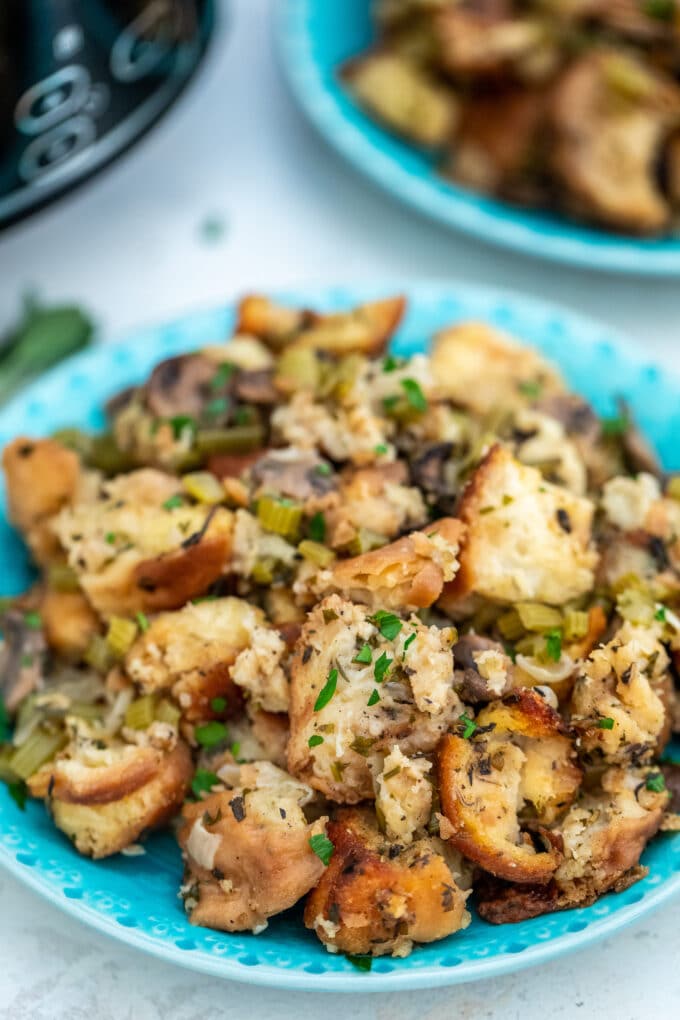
[105,531,116,545]
[382,395,399,413]
[654,606,667,622]
[23,611,42,631]
[8,781,27,811]
[643,0,676,21]
[401,378,428,413]
[308,734,324,748]
[347,955,372,972]
[135,611,150,633]
[374,443,388,456]
[314,668,338,712]
[403,632,417,654]
[210,696,227,713]
[309,511,326,543]
[169,414,196,439]
[210,362,235,391]
[20,654,33,668]
[459,713,478,740]
[545,629,563,663]
[370,610,403,641]
[353,643,373,665]
[601,414,629,438]
[230,742,241,761]
[162,494,184,511]
[315,462,332,477]
[234,406,254,426]
[518,379,542,399]
[194,721,228,748]
[374,651,393,684]
[645,772,667,793]
[191,769,220,799]
[367,688,380,707]
[309,832,335,866]
[205,396,228,419]
[0,697,10,742]
[597,717,615,730]
[382,354,400,373]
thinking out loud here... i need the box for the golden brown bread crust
[28,740,193,858]
[3,438,81,565]
[304,807,470,957]
[40,588,100,658]
[319,518,464,611]
[133,530,231,613]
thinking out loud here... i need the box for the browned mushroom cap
[304,807,470,957]
[146,353,218,419]
[549,50,680,234]
[661,761,680,814]
[249,449,337,502]
[438,728,563,884]
[452,634,513,703]
[0,610,47,713]
[450,88,549,205]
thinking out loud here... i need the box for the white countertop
[0,2,678,1017]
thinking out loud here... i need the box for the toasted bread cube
[441,445,597,609]
[430,322,564,417]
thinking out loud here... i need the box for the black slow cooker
[0,0,215,229]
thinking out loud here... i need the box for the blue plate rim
[1,279,679,990]
[275,0,680,277]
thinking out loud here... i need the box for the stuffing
[570,622,671,764]
[476,765,669,922]
[374,747,433,844]
[28,732,192,859]
[311,519,464,611]
[40,589,100,659]
[510,408,588,495]
[441,445,597,610]
[179,761,327,932]
[601,473,662,532]
[344,51,459,147]
[452,634,514,703]
[125,598,279,723]
[429,323,564,418]
[271,389,388,466]
[3,438,82,565]
[53,469,233,617]
[230,509,298,580]
[304,807,471,958]
[438,689,581,882]
[324,464,428,547]
[287,595,461,802]
[230,626,289,713]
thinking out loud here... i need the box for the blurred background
[0,0,679,356]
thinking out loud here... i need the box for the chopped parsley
[601,414,629,438]
[370,610,403,641]
[544,629,563,663]
[309,511,326,543]
[194,721,228,748]
[382,354,400,373]
[597,717,615,730]
[105,531,116,545]
[205,396,228,419]
[0,696,10,742]
[162,494,183,511]
[23,611,42,631]
[234,406,254,426]
[518,379,542,399]
[135,611,150,633]
[645,772,666,793]
[403,632,417,654]
[8,781,27,811]
[230,742,241,761]
[169,414,196,439]
[309,832,335,866]
[347,955,372,972]
[374,443,388,456]
[210,696,227,713]
[459,713,478,740]
[643,0,676,20]
[374,651,392,683]
[401,378,427,413]
[191,769,220,799]
[382,395,399,413]
[308,734,324,748]
[367,688,380,706]
[354,643,373,665]
[314,668,338,711]
[654,606,667,622]
[315,462,332,477]
[210,362,235,390]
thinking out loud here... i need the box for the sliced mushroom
[146,353,218,419]
[249,449,337,502]
[549,50,680,234]
[304,807,470,958]
[433,7,560,82]
[0,610,47,714]
[453,634,514,703]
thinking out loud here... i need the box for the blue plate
[1,282,679,991]
[276,0,680,276]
